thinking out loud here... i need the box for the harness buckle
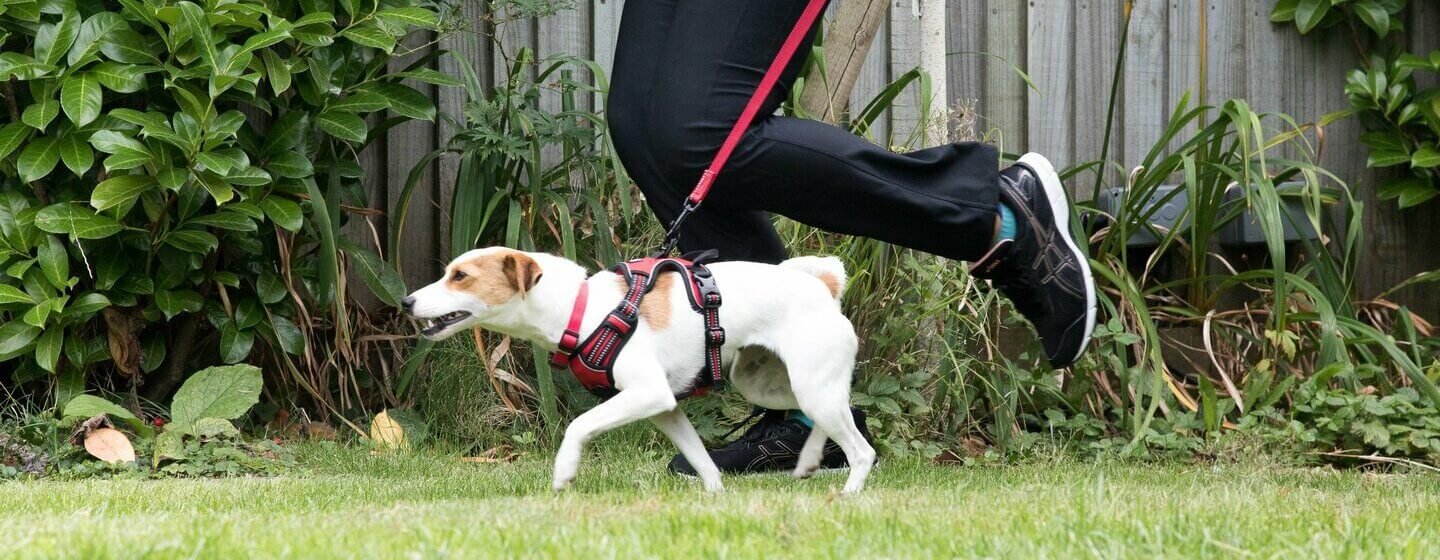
[707,327,726,346]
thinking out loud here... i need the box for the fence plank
[1070,0,1122,198]
[946,0,986,142]
[851,10,891,142]
[592,0,624,114]
[1203,0,1247,106]
[1025,0,1073,170]
[984,0,1027,154]
[436,3,490,260]
[387,33,440,286]
[1166,0,1202,152]
[1121,0,1167,169]
[889,3,922,147]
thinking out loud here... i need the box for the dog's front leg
[651,408,723,492]
[553,386,676,491]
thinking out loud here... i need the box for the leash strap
[654,0,829,257]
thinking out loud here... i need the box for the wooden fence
[360,0,1440,318]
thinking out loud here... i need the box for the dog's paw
[792,466,818,479]
[551,475,574,492]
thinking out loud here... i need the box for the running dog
[402,248,872,494]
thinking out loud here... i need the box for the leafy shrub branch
[0,0,443,402]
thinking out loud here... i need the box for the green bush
[0,0,441,400]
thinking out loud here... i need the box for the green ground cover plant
[1,364,287,479]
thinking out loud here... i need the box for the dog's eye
[451,270,468,281]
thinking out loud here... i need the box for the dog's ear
[502,252,544,297]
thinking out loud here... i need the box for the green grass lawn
[3,440,1439,559]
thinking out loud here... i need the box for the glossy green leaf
[188,211,256,232]
[341,239,405,307]
[60,72,102,127]
[17,136,61,182]
[270,315,304,354]
[100,28,155,64]
[364,82,435,121]
[340,23,395,53]
[316,110,366,143]
[0,285,32,305]
[33,327,62,372]
[58,132,93,175]
[266,151,314,178]
[37,235,68,288]
[153,289,202,319]
[91,61,148,93]
[67,12,126,66]
[21,96,59,130]
[258,196,303,231]
[0,122,33,161]
[34,12,79,67]
[91,174,157,211]
[34,204,124,239]
[0,321,40,361]
[328,91,387,113]
[164,229,219,253]
[377,7,438,29]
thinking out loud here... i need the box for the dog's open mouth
[419,311,471,337]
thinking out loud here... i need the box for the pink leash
[652,0,828,257]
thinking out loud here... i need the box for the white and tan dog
[403,247,874,493]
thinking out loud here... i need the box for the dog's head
[402,247,545,340]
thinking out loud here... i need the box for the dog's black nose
[401,296,415,312]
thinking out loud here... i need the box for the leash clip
[651,198,700,258]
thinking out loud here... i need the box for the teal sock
[996,203,1017,242]
[788,410,814,427]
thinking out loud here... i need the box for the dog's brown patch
[640,273,674,330]
[448,250,543,305]
[610,271,674,330]
[817,271,841,299]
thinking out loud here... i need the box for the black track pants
[607,0,1002,264]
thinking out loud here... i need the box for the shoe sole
[671,466,851,479]
[1018,153,1097,367]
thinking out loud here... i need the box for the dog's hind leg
[782,321,873,494]
[651,408,724,492]
[792,428,827,479]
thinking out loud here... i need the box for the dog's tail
[781,256,847,302]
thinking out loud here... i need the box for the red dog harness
[550,255,724,399]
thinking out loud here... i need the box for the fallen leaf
[84,428,137,464]
[462,445,522,463]
[370,409,407,450]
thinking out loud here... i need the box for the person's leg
[609,0,1000,262]
[607,0,788,264]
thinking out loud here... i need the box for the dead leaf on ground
[370,409,412,451]
[462,445,523,464]
[84,428,137,464]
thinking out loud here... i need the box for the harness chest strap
[550,257,725,399]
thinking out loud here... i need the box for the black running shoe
[668,408,871,476]
[970,153,1097,369]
